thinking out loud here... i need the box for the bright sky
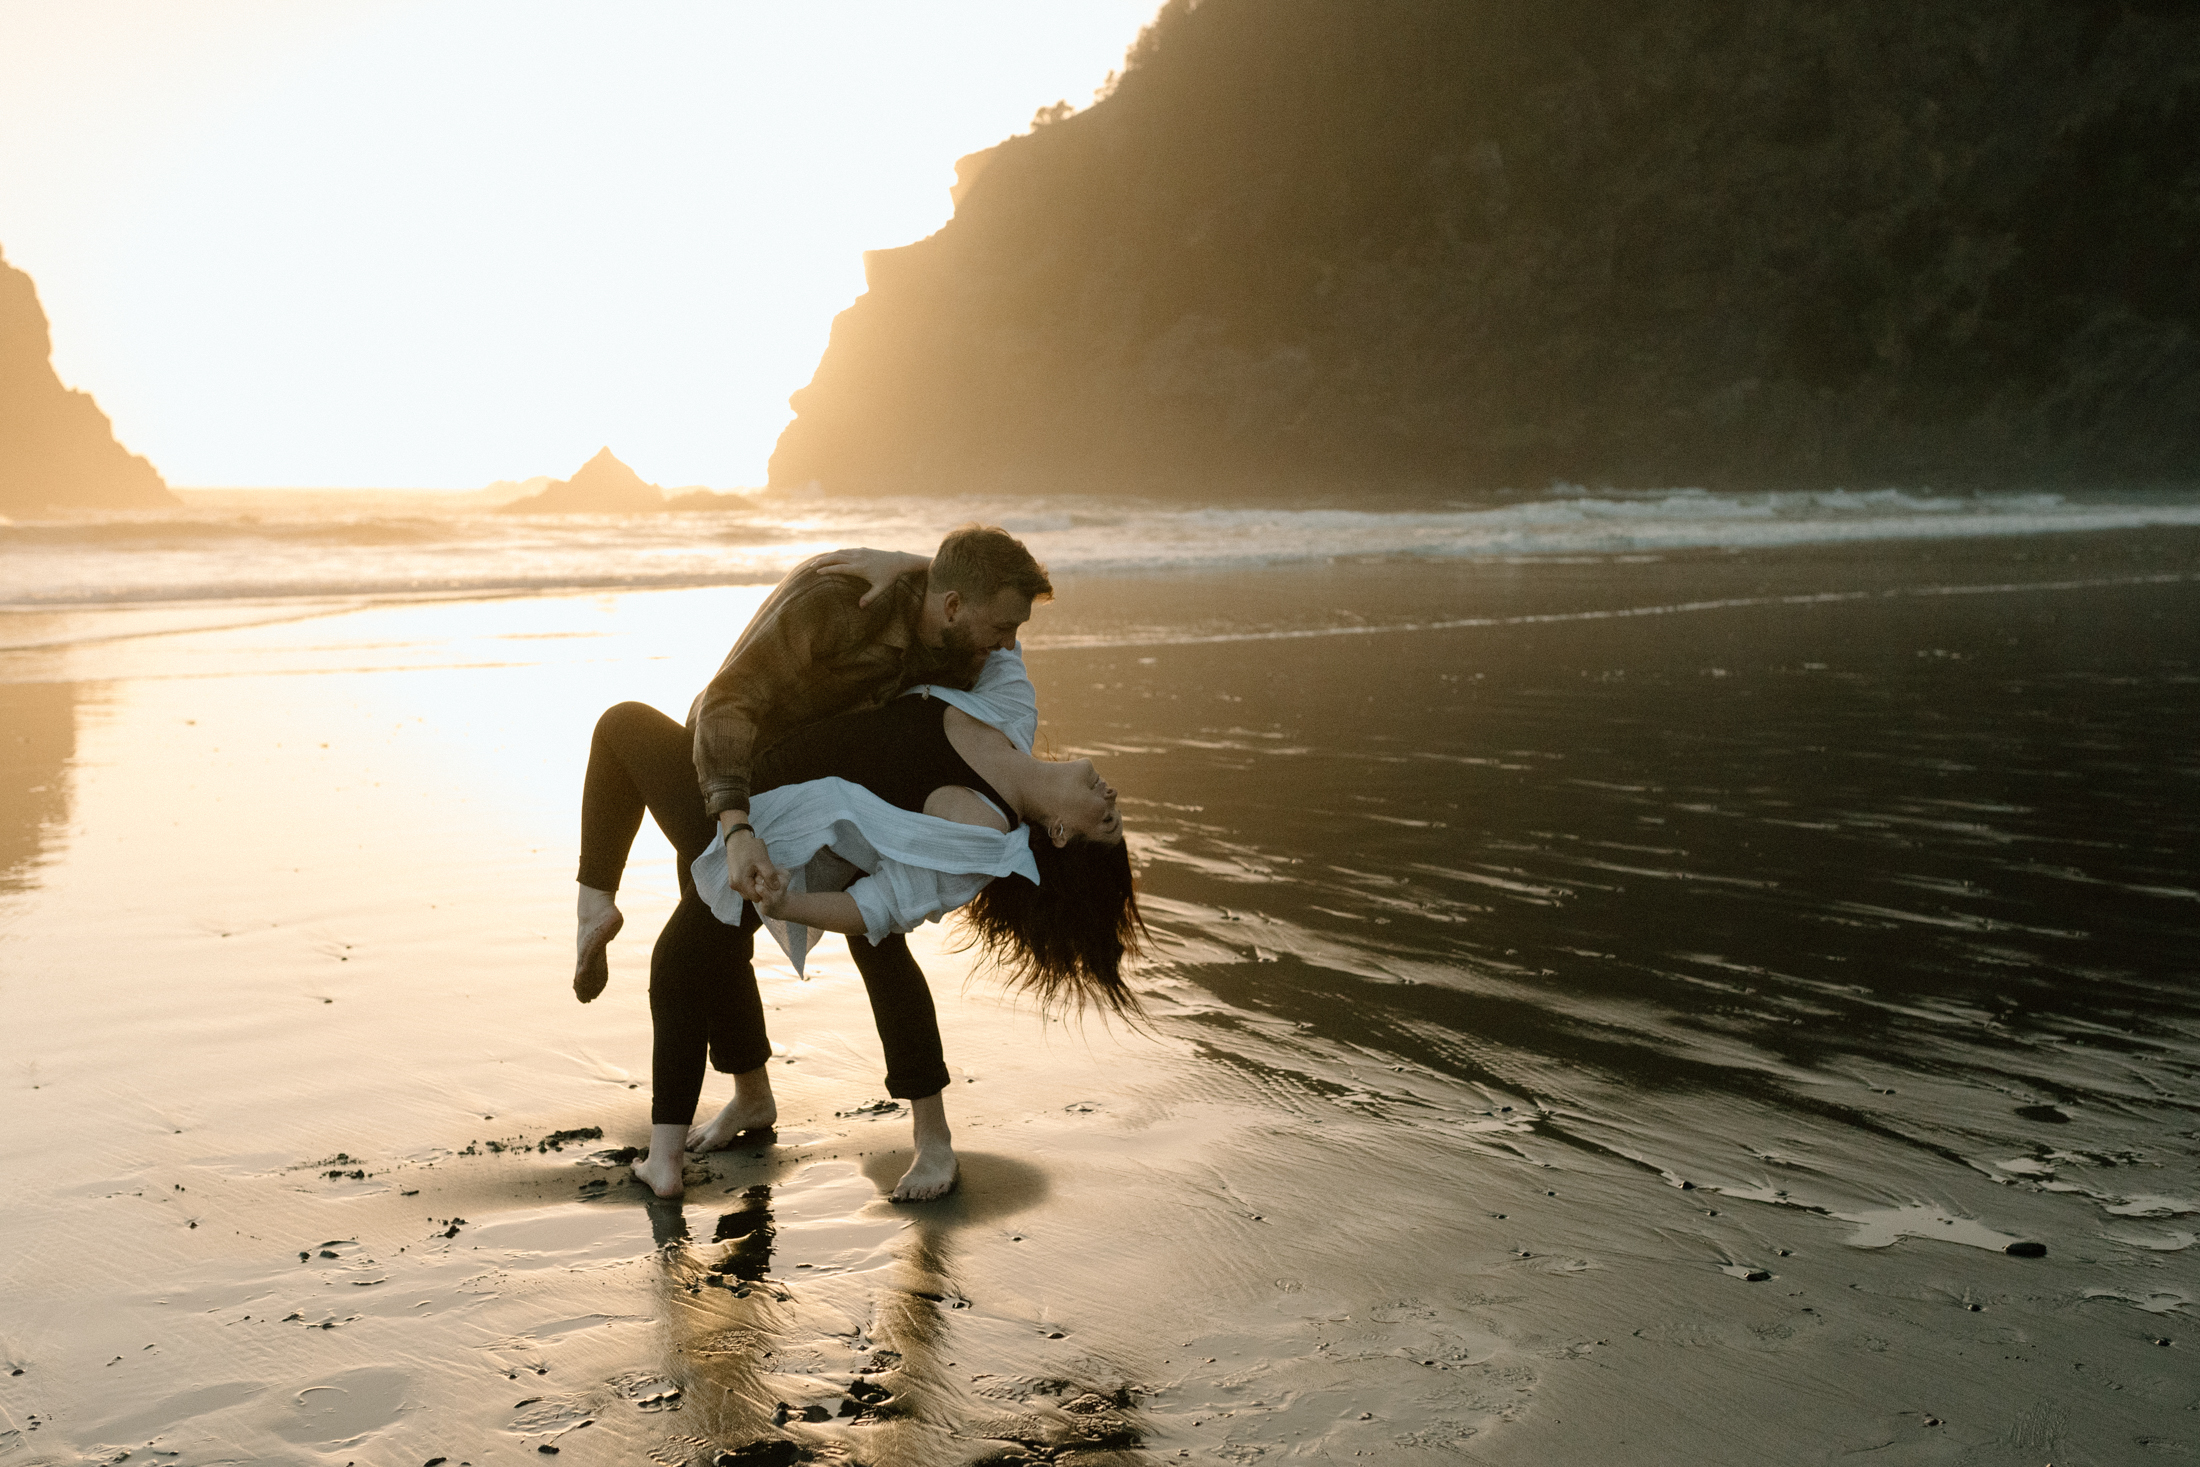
[0,2,1156,489]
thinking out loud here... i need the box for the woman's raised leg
[573,701,715,1001]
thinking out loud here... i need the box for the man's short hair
[931,524,1053,603]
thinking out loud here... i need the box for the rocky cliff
[1,248,173,514]
[499,447,665,512]
[770,0,2200,497]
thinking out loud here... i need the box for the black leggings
[578,702,952,1124]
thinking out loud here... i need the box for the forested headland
[770,0,2200,498]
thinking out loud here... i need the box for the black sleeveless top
[751,694,1016,825]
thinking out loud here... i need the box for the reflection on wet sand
[637,1152,1141,1465]
[0,680,76,892]
[648,1189,787,1454]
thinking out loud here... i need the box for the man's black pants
[578,701,952,1125]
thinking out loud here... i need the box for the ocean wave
[3,487,2197,607]
[0,515,455,549]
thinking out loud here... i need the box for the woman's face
[1049,757,1122,847]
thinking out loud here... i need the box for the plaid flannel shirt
[685,555,966,817]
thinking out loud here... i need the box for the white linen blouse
[690,644,1041,973]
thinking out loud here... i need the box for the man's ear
[939,588,963,621]
[1049,822,1070,849]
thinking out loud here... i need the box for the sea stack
[0,247,175,515]
[500,448,665,512]
[768,0,2200,498]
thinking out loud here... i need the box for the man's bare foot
[891,1090,958,1202]
[633,1123,689,1198]
[686,1064,778,1153]
[686,1094,778,1153]
[892,1140,959,1202]
[575,886,622,1004]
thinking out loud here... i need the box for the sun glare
[0,1,1158,490]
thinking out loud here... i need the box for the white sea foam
[2,486,2196,607]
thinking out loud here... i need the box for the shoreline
[6,496,2200,613]
[5,518,2198,641]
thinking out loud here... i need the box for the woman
[575,645,1140,1201]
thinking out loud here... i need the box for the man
[575,525,1053,1201]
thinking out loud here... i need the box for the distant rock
[0,246,175,515]
[499,449,664,513]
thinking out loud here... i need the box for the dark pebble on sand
[537,1448,558,1456]
[1742,1269,1771,1282]
[300,1251,310,1261]
[2005,1241,2048,1258]
[714,1443,811,1466]
[2015,1105,2070,1124]
[425,1459,447,1466]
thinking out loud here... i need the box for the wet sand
[2,529,2196,1464]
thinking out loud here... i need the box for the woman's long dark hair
[956,833,1146,1019]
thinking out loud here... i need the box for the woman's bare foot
[575,886,622,1003]
[633,1122,689,1198]
[686,1065,778,1153]
[892,1091,959,1202]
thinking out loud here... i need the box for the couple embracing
[571,526,1141,1202]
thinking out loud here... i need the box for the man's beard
[931,620,991,688]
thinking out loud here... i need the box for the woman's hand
[752,866,794,920]
[751,875,870,936]
[814,547,930,607]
